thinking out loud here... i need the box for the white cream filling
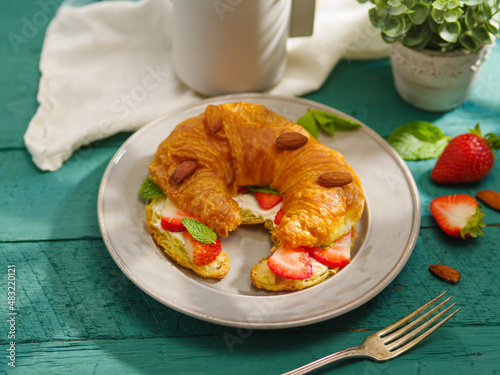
[151,197,185,242]
[311,258,329,273]
[151,195,330,277]
[152,194,282,242]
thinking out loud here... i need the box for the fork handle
[281,346,366,375]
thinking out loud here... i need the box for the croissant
[149,102,365,250]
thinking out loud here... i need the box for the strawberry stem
[468,123,482,137]
[460,205,486,239]
[484,132,500,152]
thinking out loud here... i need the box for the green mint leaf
[387,121,450,160]
[296,111,319,138]
[296,109,361,138]
[310,110,336,135]
[310,110,362,132]
[139,177,164,199]
[406,120,447,142]
[181,218,217,244]
[246,186,281,195]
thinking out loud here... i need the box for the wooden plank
[0,0,131,151]
[2,114,499,242]
[1,2,499,373]
[0,239,236,343]
[1,226,499,344]
[3,0,498,152]
[2,146,498,243]
[0,0,60,149]
[0,148,116,241]
[1,326,498,374]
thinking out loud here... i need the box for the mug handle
[289,0,316,37]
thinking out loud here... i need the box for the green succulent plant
[357,0,500,51]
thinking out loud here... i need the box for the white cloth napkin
[24,0,388,171]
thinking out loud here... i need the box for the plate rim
[98,93,421,329]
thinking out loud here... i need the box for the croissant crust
[149,102,365,248]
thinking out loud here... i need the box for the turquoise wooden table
[1,1,500,374]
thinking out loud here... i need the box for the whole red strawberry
[431,124,500,184]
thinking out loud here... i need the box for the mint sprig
[296,109,361,138]
[296,111,319,138]
[246,186,281,195]
[387,121,450,161]
[139,177,164,199]
[181,218,217,244]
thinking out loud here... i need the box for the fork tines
[378,291,460,354]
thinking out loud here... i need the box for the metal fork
[282,291,460,375]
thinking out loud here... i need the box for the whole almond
[476,190,500,210]
[205,105,223,134]
[276,132,308,150]
[172,160,198,185]
[429,264,461,283]
[317,172,353,187]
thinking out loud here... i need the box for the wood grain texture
[1,227,498,345]
[0,0,59,150]
[1,1,500,373]
[0,0,131,152]
[0,327,498,374]
[0,148,116,241]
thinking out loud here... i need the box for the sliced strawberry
[160,198,192,232]
[237,186,249,194]
[274,208,284,226]
[267,246,312,279]
[430,194,486,239]
[307,231,352,269]
[161,217,185,232]
[183,231,222,266]
[254,191,282,209]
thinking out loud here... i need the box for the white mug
[172,0,315,96]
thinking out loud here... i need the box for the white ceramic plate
[98,94,420,329]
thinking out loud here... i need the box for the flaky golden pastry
[149,102,365,249]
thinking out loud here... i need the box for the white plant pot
[389,41,494,112]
